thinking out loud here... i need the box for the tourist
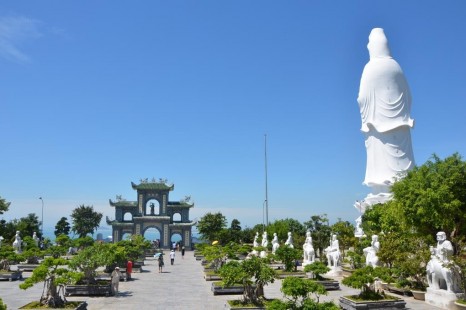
[181,246,185,259]
[158,254,164,273]
[169,249,175,265]
[111,267,123,296]
[126,260,133,280]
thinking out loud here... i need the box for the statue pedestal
[324,266,343,278]
[425,287,464,309]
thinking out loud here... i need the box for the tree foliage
[54,217,71,237]
[0,196,10,215]
[219,256,275,305]
[304,214,331,258]
[330,219,356,260]
[70,205,103,238]
[196,212,227,243]
[391,153,466,239]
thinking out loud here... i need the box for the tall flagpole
[264,134,269,226]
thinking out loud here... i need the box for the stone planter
[455,300,466,309]
[17,264,40,272]
[339,296,406,309]
[410,289,426,301]
[387,284,412,296]
[224,301,265,310]
[204,273,222,281]
[65,282,112,296]
[19,301,88,309]
[276,271,307,279]
[211,282,248,295]
[314,279,340,290]
[0,270,23,281]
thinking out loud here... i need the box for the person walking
[169,249,175,265]
[158,254,164,273]
[181,246,185,259]
[111,267,123,296]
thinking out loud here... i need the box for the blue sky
[1,1,465,236]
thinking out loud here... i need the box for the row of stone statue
[249,231,345,271]
[0,231,40,253]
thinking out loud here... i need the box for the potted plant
[273,245,304,277]
[66,242,118,296]
[304,261,340,290]
[340,266,405,310]
[0,245,23,281]
[219,256,275,309]
[19,257,86,309]
[267,276,339,310]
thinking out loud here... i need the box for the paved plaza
[1,251,442,309]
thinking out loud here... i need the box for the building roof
[131,181,174,191]
[109,199,138,207]
[167,201,194,208]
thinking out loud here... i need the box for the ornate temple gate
[107,180,195,249]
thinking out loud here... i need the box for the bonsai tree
[115,235,152,266]
[68,242,116,284]
[267,276,339,310]
[219,256,276,306]
[274,245,302,272]
[303,261,330,280]
[342,266,393,301]
[201,242,238,271]
[19,257,80,308]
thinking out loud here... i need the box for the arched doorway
[123,212,133,221]
[171,232,182,249]
[122,232,132,240]
[145,199,161,216]
[143,227,161,242]
[172,212,181,222]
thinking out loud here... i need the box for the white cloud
[0,15,42,63]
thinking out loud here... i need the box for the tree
[219,256,275,305]
[330,219,356,260]
[266,218,306,246]
[274,245,302,272]
[229,219,242,243]
[196,212,227,243]
[0,196,10,215]
[304,215,331,259]
[20,257,79,308]
[54,217,71,237]
[70,205,103,238]
[391,153,466,239]
[11,213,41,241]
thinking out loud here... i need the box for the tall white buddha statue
[356,28,415,213]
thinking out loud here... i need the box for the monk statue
[271,233,279,254]
[426,231,460,293]
[356,28,415,213]
[32,231,39,247]
[363,235,380,267]
[12,231,22,253]
[302,231,315,266]
[324,234,340,269]
[284,232,294,248]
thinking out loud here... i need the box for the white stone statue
[324,234,340,269]
[260,231,268,258]
[271,233,279,254]
[354,28,415,219]
[284,232,294,248]
[0,236,4,248]
[363,235,380,267]
[253,232,259,248]
[354,216,364,237]
[32,231,39,247]
[426,231,459,293]
[302,231,315,266]
[261,231,268,248]
[12,231,22,253]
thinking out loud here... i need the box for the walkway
[0,251,442,309]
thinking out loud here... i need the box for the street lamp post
[39,197,44,238]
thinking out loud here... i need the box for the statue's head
[372,235,378,241]
[367,28,392,59]
[436,231,447,242]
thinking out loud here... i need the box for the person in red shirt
[126,260,133,281]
